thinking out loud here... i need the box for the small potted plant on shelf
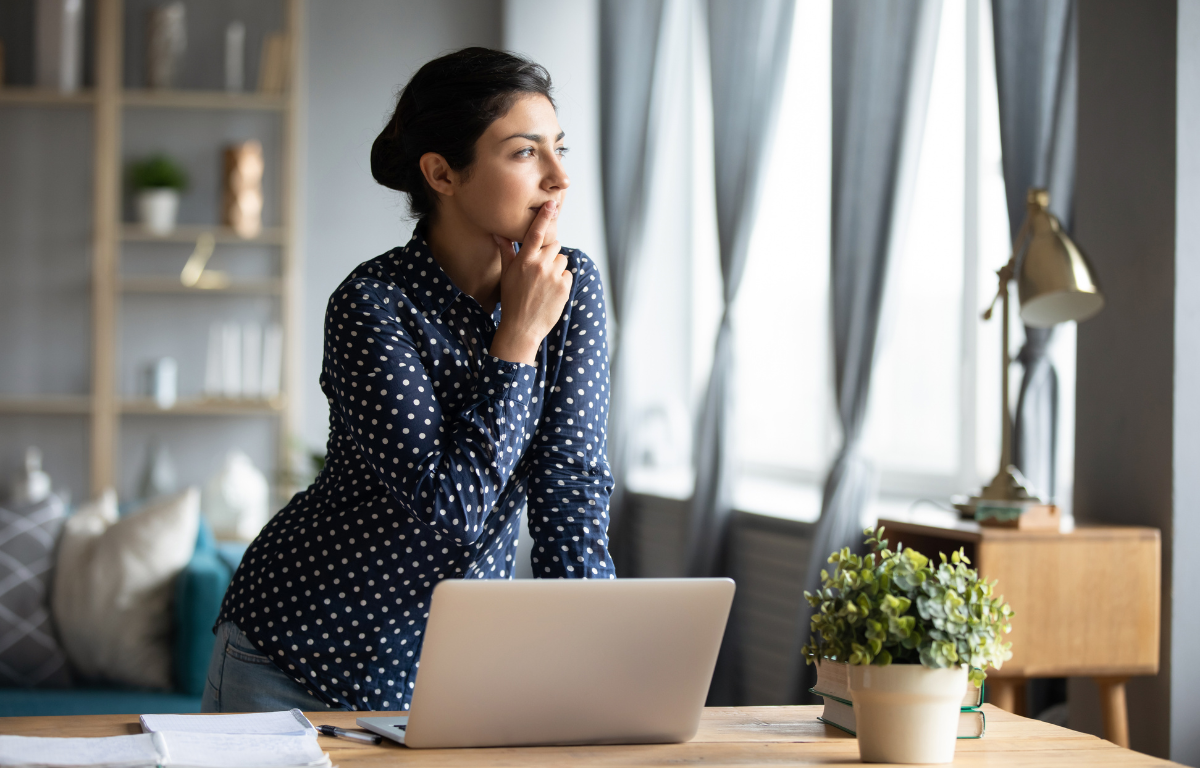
[802,527,1014,764]
[130,154,188,235]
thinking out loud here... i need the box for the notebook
[0,731,330,768]
[139,710,317,738]
[1,711,327,768]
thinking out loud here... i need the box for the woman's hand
[489,201,571,365]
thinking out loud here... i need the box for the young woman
[202,48,615,713]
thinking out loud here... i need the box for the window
[626,0,1076,525]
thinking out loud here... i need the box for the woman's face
[447,93,570,243]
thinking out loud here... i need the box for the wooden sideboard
[879,518,1161,749]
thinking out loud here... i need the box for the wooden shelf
[122,89,287,111]
[121,398,283,416]
[0,88,95,106]
[120,277,283,295]
[120,224,286,245]
[0,396,92,415]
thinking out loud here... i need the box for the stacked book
[811,661,986,739]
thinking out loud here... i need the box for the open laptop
[357,578,734,749]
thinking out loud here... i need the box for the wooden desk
[0,706,1179,765]
[879,518,1161,749]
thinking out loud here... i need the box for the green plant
[801,527,1014,687]
[129,154,188,191]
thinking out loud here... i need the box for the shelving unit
[119,277,284,295]
[120,224,286,244]
[0,0,302,502]
[0,397,94,416]
[0,87,95,106]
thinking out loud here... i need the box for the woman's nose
[544,156,570,192]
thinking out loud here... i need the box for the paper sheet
[139,710,315,737]
[0,733,160,767]
[158,732,329,768]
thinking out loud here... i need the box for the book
[812,660,984,709]
[0,731,330,768]
[140,709,317,738]
[818,697,986,739]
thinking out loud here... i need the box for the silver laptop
[357,577,734,749]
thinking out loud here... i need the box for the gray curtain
[684,0,793,708]
[993,0,1077,502]
[792,0,942,703]
[685,0,794,580]
[599,0,667,573]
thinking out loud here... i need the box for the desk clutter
[0,710,330,768]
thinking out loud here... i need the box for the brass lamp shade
[1016,189,1105,328]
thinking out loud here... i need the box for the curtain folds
[686,0,794,581]
[598,0,667,572]
[992,0,1077,502]
[792,0,942,703]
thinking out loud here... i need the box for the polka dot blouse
[216,225,616,711]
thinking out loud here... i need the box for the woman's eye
[516,147,534,158]
[556,146,570,157]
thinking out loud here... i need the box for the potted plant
[802,527,1014,764]
[130,154,188,235]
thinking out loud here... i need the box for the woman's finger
[520,200,557,256]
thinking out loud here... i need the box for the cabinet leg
[987,678,1026,715]
[1095,677,1130,748]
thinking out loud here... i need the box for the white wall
[501,0,608,279]
[300,0,502,453]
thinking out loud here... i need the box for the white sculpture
[201,450,269,541]
[11,447,52,506]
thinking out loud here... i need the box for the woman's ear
[419,152,457,198]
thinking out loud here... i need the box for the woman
[202,48,615,714]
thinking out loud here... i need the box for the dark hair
[371,48,555,219]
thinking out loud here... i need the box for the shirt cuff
[477,355,537,406]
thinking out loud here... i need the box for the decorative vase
[849,663,968,764]
[137,188,179,235]
[222,140,264,238]
[146,1,186,89]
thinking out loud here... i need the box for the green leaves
[801,526,1014,687]
[129,154,189,191]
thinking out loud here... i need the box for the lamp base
[953,465,1062,531]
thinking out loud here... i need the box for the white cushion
[52,488,199,689]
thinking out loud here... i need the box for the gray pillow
[0,494,72,687]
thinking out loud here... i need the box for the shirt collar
[388,222,463,319]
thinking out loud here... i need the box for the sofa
[0,521,247,717]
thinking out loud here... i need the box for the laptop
[357,577,734,749]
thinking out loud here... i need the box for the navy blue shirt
[217,226,615,711]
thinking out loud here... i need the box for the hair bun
[370,117,409,193]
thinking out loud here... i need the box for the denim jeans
[201,621,341,713]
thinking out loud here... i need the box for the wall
[500,0,607,278]
[1172,0,1200,762]
[1072,2,1199,763]
[300,0,502,454]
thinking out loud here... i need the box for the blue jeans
[201,621,342,713]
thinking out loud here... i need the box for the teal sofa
[0,521,247,717]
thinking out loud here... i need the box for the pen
[317,724,383,745]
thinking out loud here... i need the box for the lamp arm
[981,214,1035,321]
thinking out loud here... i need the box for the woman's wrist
[490,322,540,365]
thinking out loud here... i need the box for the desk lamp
[964,188,1104,525]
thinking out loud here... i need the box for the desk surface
[0,705,1180,766]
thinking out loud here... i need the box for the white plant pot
[137,188,180,235]
[849,663,968,764]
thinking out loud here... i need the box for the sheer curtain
[685,0,794,580]
[792,0,943,702]
[599,0,667,571]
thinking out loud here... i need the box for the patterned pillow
[0,494,72,687]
